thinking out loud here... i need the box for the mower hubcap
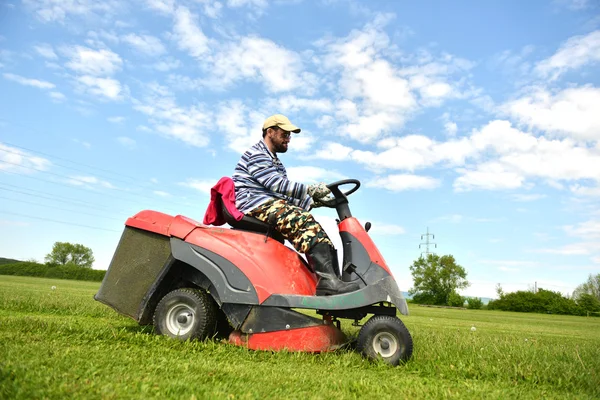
[373,332,398,358]
[166,304,194,336]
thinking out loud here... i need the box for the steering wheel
[314,179,360,208]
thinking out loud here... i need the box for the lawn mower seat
[221,202,285,244]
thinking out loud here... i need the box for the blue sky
[1,0,599,299]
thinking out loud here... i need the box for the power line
[0,196,123,221]
[419,227,437,257]
[0,159,157,201]
[0,145,156,191]
[0,184,120,212]
[0,137,143,183]
[0,159,193,211]
[0,210,122,233]
[0,169,183,214]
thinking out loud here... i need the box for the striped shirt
[233,140,313,213]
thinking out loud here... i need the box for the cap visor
[280,124,301,133]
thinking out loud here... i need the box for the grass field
[1,275,599,399]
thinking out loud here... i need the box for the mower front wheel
[357,315,413,366]
[153,288,217,341]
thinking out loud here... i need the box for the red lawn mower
[95,179,413,365]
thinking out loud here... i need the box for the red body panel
[184,227,318,302]
[339,217,393,275]
[126,211,201,240]
[228,325,346,352]
[125,210,317,303]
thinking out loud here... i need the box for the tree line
[0,242,105,282]
[409,254,600,316]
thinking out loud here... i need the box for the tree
[573,274,600,302]
[409,254,469,306]
[466,297,483,309]
[576,293,600,314]
[44,242,95,269]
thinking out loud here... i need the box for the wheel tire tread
[153,288,217,341]
[357,315,413,366]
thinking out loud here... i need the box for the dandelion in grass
[471,326,476,332]
[51,286,57,290]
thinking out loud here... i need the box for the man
[233,114,359,296]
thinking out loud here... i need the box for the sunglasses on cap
[268,126,292,138]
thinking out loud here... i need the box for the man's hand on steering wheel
[311,195,336,209]
[307,182,331,200]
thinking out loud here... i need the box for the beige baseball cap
[262,114,301,133]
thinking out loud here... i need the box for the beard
[273,142,288,153]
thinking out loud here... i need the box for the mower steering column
[326,179,360,221]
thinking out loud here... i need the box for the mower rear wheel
[153,288,217,341]
[357,315,413,366]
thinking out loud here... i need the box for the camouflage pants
[247,198,333,253]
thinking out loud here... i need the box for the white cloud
[108,116,125,123]
[554,0,591,10]
[368,222,405,235]
[210,37,308,93]
[454,120,600,191]
[350,132,474,172]
[214,100,260,153]
[73,138,91,148]
[133,83,211,147]
[367,174,440,191]
[311,142,354,161]
[153,190,171,197]
[535,242,598,255]
[154,58,180,71]
[0,143,52,173]
[122,33,166,56]
[172,6,210,58]
[33,43,58,59]
[64,46,122,76]
[227,0,268,8]
[117,136,136,148]
[76,75,124,100]
[436,214,464,224]
[481,259,540,268]
[145,0,175,14]
[535,30,600,79]
[49,91,66,101]
[511,193,546,202]
[286,166,346,184]
[565,219,600,238]
[504,86,600,141]
[179,178,215,193]
[454,162,525,191]
[489,45,535,78]
[309,118,600,195]
[314,18,475,143]
[67,175,115,189]
[86,30,120,46]
[3,73,55,89]
[267,96,334,114]
[444,121,458,136]
[570,184,600,197]
[23,0,122,23]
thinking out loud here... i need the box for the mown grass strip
[1,275,599,399]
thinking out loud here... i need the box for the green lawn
[1,275,599,399]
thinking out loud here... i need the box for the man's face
[269,127,291,153]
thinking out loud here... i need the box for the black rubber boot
[306,242,360,296]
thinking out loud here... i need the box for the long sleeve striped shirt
[233,140,313,213]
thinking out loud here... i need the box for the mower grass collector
[95,179,413,366]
